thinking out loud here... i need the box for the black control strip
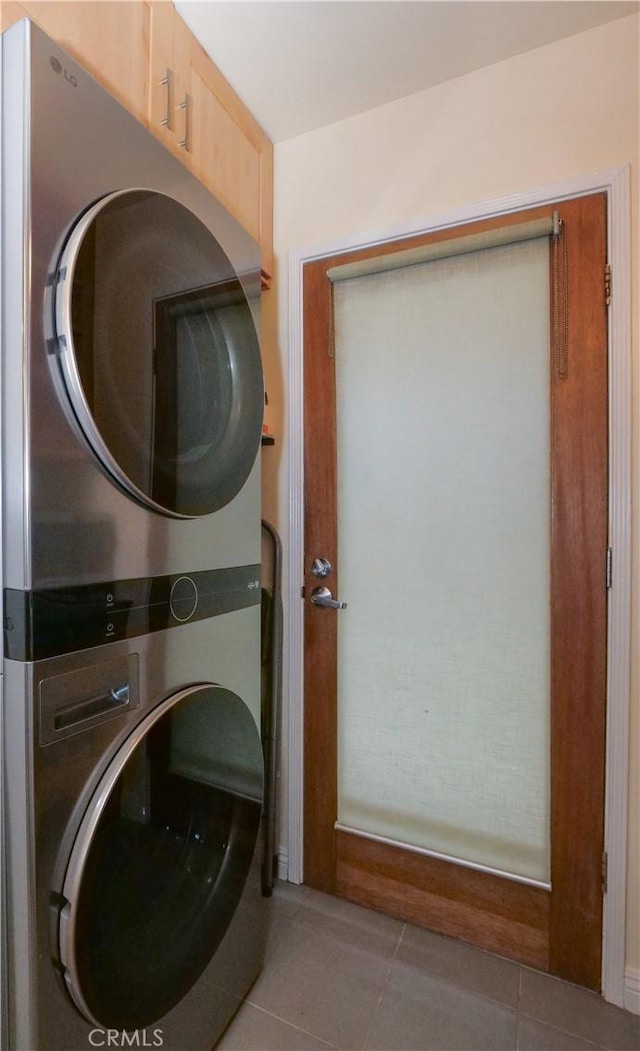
[3,565,261,661]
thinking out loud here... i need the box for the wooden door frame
[284,167,632,1006]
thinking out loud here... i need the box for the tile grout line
[238,999,338,1049]
[359,922,407,1051]
[515,965,523,1050]
[515,1007,611,1050]
[378,938,522,1016]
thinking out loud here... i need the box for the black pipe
[260,519,283,896]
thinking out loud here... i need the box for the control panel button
[169,576,198,622]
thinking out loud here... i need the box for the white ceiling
[176,1,638,143]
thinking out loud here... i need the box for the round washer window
[52,190,264,518]
[60,685,264,1029]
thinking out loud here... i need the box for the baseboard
[624,968,640,1015]
[276,848,289,883]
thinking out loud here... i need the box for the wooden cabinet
[5,1,150,123]
[0,0,274,282]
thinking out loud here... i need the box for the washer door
[59,684,264,1029]
[52,189,264,518]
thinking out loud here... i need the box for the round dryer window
[52,189,264,518]
[59,684,264,1030]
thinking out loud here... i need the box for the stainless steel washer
[4,608,266,1050]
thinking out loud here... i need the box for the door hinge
[605,264,612,307]
[602,851,608,894]
[606,547,613,590]
[301,585,306,600]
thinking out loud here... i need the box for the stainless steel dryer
[3,602,266,1050]
[1,18,264,597]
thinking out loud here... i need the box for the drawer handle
[54,684,131,732]
[159,67,174,131]
[178,93,192,153]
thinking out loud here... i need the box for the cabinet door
[173,13,274,281]
[188,58,262,241]
[18,1,150,122]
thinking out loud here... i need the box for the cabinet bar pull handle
[160,67,174,131]
[178,93,192,152]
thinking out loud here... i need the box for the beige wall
[269,14,639,981]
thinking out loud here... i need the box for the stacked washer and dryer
[1,19,268,1051]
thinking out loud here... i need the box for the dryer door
[51,189,264,518]
[59,684,264,1029]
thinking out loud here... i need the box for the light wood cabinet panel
[182,26,273,279]
[187,50,262,243]
[16,1,150,123]
[0,2,27,33]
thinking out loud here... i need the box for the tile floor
[218,881,640,1051]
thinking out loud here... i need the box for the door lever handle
[310,586,347,610]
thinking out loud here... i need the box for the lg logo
[49,55,78,88]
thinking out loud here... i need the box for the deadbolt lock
[311,557,332,579]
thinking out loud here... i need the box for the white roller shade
[328,214,556,283]
[334,234,552,885]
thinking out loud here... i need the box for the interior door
[302,194,608,990]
